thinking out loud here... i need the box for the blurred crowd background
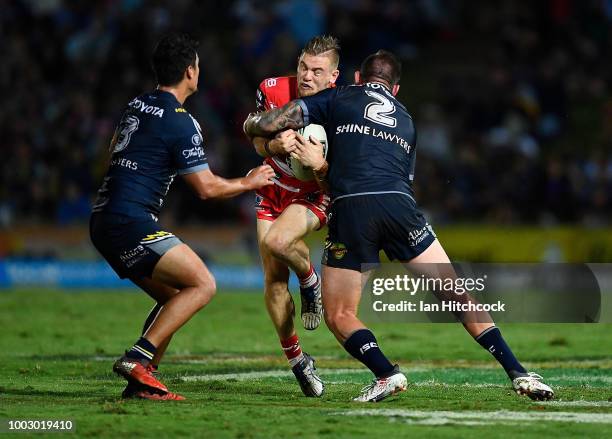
[2,0,611,229]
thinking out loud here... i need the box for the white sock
[288,352,304,368]
[299,268,318,288]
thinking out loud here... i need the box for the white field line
[183,369,601,390]
[337,409,612,425]
[411,379,505,388]
[180,368,507,387]
[85,356,612,369]
[547,375,612,384]
[175,355,356,364]
[544,400,612,408]
[326,381,507,388]
[93,356,118,361]
[181,368,370,382]
[182,369,292,382]
[92,355,282,364]
[92,354,611,388]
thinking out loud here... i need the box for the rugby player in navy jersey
[244,50,554,402]
[90,33,275,400]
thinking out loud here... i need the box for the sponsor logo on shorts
[140,231,175,244]
[119,244,149,268]
[408,224,433,247]
[324,239,348,260]
[255,194,263,206]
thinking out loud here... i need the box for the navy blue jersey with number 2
[297,83,417,202]
[92,90,209,220]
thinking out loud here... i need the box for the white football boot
[353,366,408,402]
[291,353,325,397]
[512,372,554,401]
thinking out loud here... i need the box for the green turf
[1,289,611,438]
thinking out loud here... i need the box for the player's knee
[263,231,292,259]
[194,274,216,308]
[324,311,338,333]
[203,276,217,299]
[324,308,356,333]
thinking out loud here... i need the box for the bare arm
[243,101,305,138]
[182,166,275,200]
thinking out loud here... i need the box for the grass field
[1,289,611,438]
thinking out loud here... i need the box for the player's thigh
[409,239,450,264]
[291,189,330,231]
[257,218,290,284]
[151,243,214,291]
[321,265,364,317]
[91,214,160,280]
[322,198,380,272]
[378,194,437,263]
[403,239,457,280]
[268,203,320,245]
[256,216,274,246]
[405,241,492,326]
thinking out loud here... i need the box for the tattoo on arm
[245,101,304,137]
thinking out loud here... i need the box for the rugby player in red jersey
[245,50,555,403]
[246,35,340,397]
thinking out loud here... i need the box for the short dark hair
[300,35,341,69]
[359,50,402,87]
[152,33,199,86]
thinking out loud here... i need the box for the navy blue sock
[476,327,526,379]
[126,337,157,362]
[142,304,163,335]
[344,329,395,378]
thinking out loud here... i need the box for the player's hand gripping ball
[290,124,327,181]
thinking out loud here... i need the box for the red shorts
[255,176,330,229]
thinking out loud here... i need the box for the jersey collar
[152,89,181,105]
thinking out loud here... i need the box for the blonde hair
[300,35,340,69]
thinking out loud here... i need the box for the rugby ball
[291,124,328,181]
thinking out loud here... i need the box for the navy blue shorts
[322,193,436,272]
[89,213,182,280]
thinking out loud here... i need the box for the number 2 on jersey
[364,90,397,128]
